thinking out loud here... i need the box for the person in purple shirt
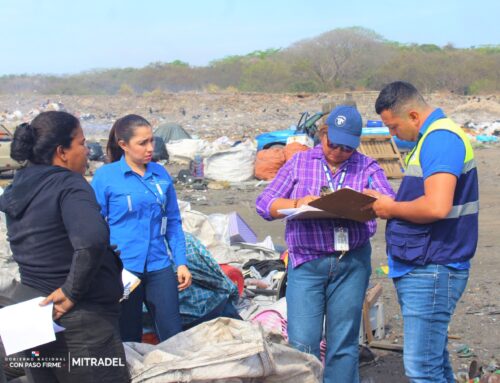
[256,105,395,383]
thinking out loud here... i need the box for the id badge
[334,227,349,252]
[161,217,167,235]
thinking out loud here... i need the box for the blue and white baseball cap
[326,105,363,149]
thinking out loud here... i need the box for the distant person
[0,111,128,382]
[366,81,479,382]
[91,114,191,342]
[256,105,394,383]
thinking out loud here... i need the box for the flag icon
[31,351,40,358]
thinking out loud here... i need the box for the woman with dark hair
[0,111,129,382]
[91,114,191,342]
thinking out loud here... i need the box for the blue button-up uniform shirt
[91,156,186,273]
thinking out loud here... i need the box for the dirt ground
[171,144,500,382]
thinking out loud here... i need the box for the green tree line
[1,27,499,95]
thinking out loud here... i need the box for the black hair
[10,111,80,165]
[107,114,152,163]
[375,81,427,115]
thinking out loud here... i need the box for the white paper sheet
[121,269,141,301]
[53,322,66,333]
[278,205,323,219]
[0,297,56,355]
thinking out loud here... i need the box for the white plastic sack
[198,136,235,158]
[181,210,218,250]
[205,144,256,182]
[181,209,234,264]
[207,213,230,246]
[166,139,207,165]
[124,317,322,383]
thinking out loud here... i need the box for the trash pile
[0,100,66,125]
[455,357,500,383]
[463,121,500,143]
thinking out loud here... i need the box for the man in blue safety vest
[364,81,479,383]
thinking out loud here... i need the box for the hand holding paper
[0,297,64,355]
[296,195,319,207]
[363,189,396,219]
[40,288,74,320]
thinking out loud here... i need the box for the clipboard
[278,188,376,223]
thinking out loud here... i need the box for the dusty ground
[1,92,499,381]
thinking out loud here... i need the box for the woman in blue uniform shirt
[92,114,192,342]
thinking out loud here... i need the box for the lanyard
[135,174,166,212]
[322,162,347,192]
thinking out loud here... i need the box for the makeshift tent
[154,123,191,143]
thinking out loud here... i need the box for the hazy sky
[1,0,498,75]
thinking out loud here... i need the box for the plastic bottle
[190,154,204,179]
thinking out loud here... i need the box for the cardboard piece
[228,212,258,244]
[279,188,376,223]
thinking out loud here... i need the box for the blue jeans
[286,243,371,383]
[120,266,182,342]
[394,264,469,383]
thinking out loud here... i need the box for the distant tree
[240,58,291,92]
[118,83,134,96]
[286,27,387,90]
[169,60,190,67]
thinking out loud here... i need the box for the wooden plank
[362,301,374,344]
[368,154,400,160]
[369,341,404,352]
[389,137,405,166]
[365,283,383,307]
[359,136,405,179]
[361,283,383,344]
[362,135,394,141]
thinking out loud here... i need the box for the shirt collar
[118,155,160,178]
[419,108,446,137]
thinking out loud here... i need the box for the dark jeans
[120,266,182,342]
[23,302,129,383]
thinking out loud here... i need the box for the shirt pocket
[386,221,431,265]
[108,192,141,222]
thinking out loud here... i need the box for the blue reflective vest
[386,118,479,265]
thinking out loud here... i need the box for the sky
[0,0,498,76]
